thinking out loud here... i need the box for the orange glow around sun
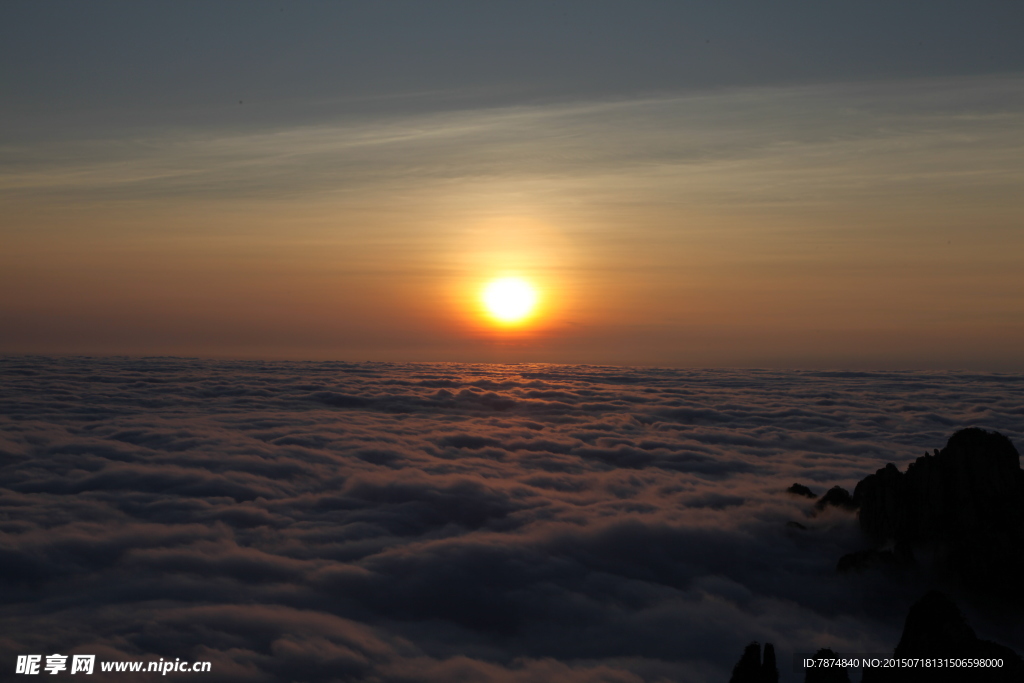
[480,277,540,327]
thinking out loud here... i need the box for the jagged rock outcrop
[728,641,779,683]
[815,486,856,512]
[843,428,1024,606]
[860,591,1024,682]
[788,483,817,499]
[804,649,851,683]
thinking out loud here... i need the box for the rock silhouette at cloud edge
[787,483,817,499]
[728,641,779,683]
[814,485,856,512]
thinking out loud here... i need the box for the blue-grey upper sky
[4,1,1023,135]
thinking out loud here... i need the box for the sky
[3,356,1022,682]
[2,1,1024,369]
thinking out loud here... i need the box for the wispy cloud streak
[2,75,1022,206]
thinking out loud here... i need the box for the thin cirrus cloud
[2,75,1023,367]
[3,75,1023,206]
[1,357,1023,681]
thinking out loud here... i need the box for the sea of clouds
[1,357,1022,682]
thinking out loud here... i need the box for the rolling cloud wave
[2,357,1022,681]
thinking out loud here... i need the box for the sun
[481,277,539,325]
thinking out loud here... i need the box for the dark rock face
[788,483,817,498]
[728,641,779,683]
[849,428,1024,606]
[853,462,904,541]
[762,642,778,683]
[834,548,898,573]
[804,649,851,683]
[860,591,1024,682]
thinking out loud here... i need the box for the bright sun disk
[481,277,538,325]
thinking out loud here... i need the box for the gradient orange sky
[2,3,1023,369]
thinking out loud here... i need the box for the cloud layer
[2,357,1023,681]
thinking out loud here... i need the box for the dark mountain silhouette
[741,592,1024,683]
[840,428,1024,607]
[770,431,1024,682]
[860,591,1024,682]
[815,485,856,512]
[788,483,817,498]
[728,641,779,683]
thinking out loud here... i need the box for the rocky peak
[861,591,1024,682]
[728,641,779,683]
[849,428,1024,606]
